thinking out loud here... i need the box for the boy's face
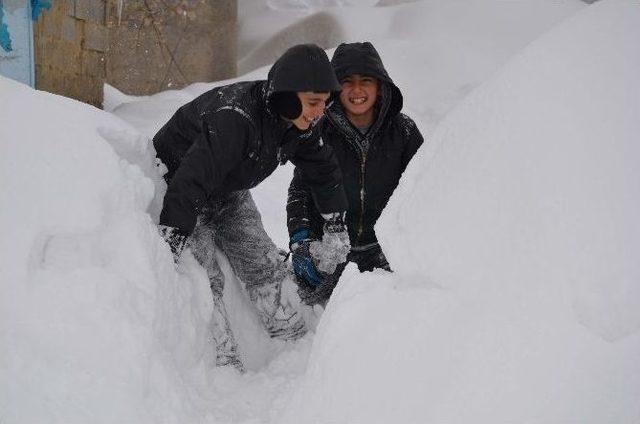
[339,74,378,121]
[292,92,331,130]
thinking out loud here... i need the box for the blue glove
[290,229,324,287]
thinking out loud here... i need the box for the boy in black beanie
[154,44,349,371]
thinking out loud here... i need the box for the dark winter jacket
[287,42,424,248]
[154,44,347,236]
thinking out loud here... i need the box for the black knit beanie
[267,44,341,119]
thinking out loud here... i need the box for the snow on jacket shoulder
[155,82,346,235]
[157,105,257,234]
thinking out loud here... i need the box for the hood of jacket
[330,42,403,119]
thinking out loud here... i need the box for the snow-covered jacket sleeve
[399,114,424,171]
[159,109,253,235]
[286,167,315,238]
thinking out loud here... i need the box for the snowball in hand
[309,232,350,275]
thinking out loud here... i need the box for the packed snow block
[283,2,640,423]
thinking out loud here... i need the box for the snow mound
[238,0,584,85]
[239,11,345,74]
[281,2,640,423]
[0,75,321,423]
[0,77,216,423]
[384,0,640,344]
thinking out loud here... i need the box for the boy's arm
[159,109,253,236]
[287,126,347,217]
[286,168,315,239]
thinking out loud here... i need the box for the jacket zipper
[357,150,367,243]
[327,111,373,245]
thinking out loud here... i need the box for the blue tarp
[1,0,53,53]
[0,3,13,52]
[31,0,51,20]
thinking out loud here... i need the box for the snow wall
[0,72,308,424]
[0,78,221,423]
[281,2,640,423]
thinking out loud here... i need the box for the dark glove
[350,243,392,273]
[290,229,324,287]
[321,211,347,234]
[296,261,347,307]
[159,225,189,263]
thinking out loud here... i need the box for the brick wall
[33,0,236,107]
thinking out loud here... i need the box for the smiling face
[291,92,331,130]
[339,74,379,127]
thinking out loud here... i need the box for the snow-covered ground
[2,0,639,423]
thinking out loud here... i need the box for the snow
[1,77,202,422]
[237,0,585,109]
[309,231,351,274]
[2,0,639,423]
[284,1,640,423]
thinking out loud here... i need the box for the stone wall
[33,0,236,107]
[106,0,236,96]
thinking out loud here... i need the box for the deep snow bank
[0,77,217,423]
[281,2,640,423]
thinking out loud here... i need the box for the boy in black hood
[287,42,424,306]
[154,44,349,371]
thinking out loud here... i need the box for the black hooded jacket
[287,42,424,248]
[154,44,347,235]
